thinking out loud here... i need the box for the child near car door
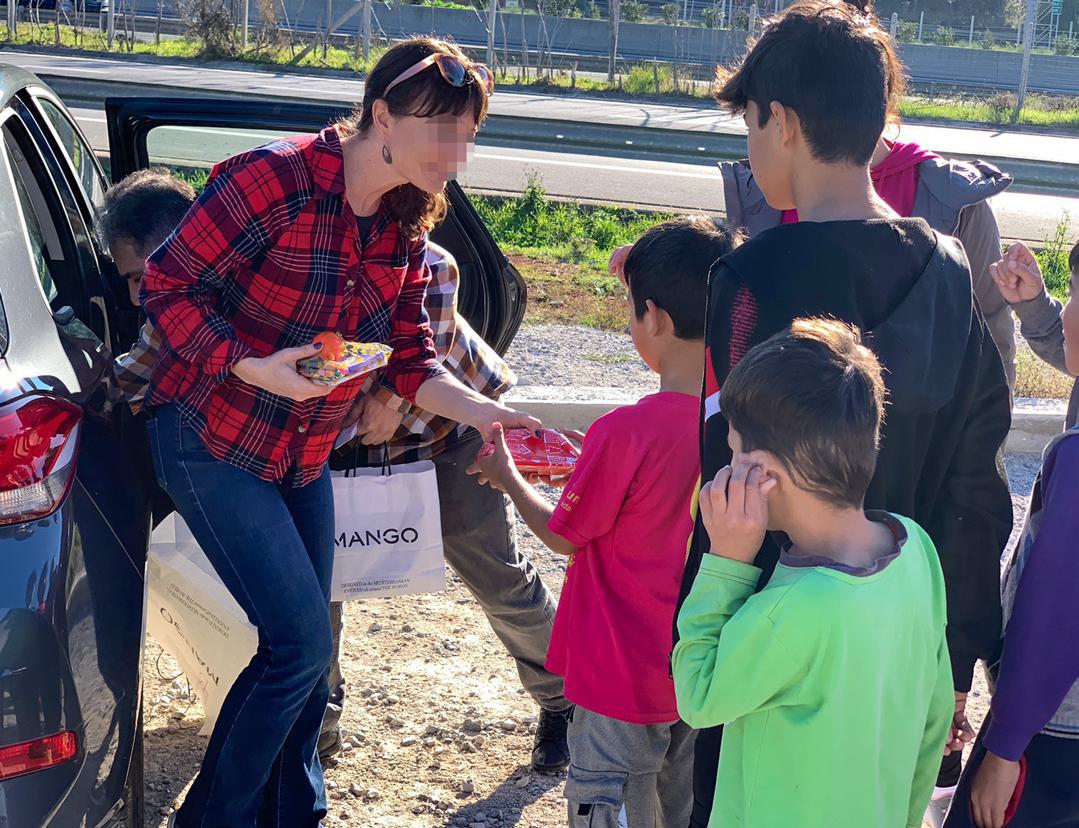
[468,216,740,827]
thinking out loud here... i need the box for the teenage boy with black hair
[674,3,1014,825]
[471,216,740,827]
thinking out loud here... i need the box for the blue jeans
[148,405,334,828]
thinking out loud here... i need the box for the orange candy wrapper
[478,428,580,477]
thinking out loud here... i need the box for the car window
[2,116,92,318]
[37,97,107,213]
[5,131,64,307]
[146,123,309,183]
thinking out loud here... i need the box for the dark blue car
[0,64,525,826]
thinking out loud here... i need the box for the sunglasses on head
[384,52,495,97]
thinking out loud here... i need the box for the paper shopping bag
[146,514,258,735]
[330,460,445,601]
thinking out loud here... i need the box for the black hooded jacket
[678,217,1014,692]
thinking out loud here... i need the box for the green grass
[0,21,386,72]
[470,177,672,258]
[902,93,1079,129]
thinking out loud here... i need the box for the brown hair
[338,37,491,239]
[721,318,886,509]
[713,0,906,164]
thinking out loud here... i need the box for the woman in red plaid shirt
[141,38,539,828]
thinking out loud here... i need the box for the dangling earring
[382,144,393,164]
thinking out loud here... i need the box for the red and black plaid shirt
[142,127,443,485]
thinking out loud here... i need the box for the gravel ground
[140,323,1053,827]
[508,325,1071,413]
[506,325,656,396]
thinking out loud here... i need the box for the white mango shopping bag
[330,460,446,601]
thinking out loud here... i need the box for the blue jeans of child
[148,404,334,828]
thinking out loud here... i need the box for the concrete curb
[1006,409,1067,455]
[505,388,1066,455]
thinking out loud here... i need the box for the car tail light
[0,731,79,780]
[0,394,82,526]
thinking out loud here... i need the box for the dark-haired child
[100,167,196,413]
[470,216,740,827]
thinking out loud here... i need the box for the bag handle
[345,440,393,477]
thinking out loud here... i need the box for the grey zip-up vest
[719,156,1012,239]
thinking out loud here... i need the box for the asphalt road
[16,49,1079,165]
[71,105,1078,244]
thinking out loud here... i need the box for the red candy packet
[498,428,580,476]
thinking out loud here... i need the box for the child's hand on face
[991,242,1046,305]
[700,462,777,564]
[466,423,518,493]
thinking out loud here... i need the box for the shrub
[979,28,997,49]
[932,25,955,46]
[621,0,646,21]
[701,3,723,28]
[1055,34,1078,55]
[1039,212,1073,297]
[624,62,673,93]
[988,90,1017,122]
[661,2,679,24]
[178,0,236,57]
[896,20,919,42]
[537,0,580,16]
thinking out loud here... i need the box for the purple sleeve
[982,437,1079,761]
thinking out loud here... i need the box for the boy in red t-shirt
[469,216,740,826]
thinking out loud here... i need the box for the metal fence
[21,0,1079,94]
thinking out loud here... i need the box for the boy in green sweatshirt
[672,318,954,828]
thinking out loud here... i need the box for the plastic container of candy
[297,339,393,388]
[504,428,580,476]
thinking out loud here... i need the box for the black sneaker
[531,706,572,773]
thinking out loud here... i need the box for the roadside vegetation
[167,146,1076,398]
